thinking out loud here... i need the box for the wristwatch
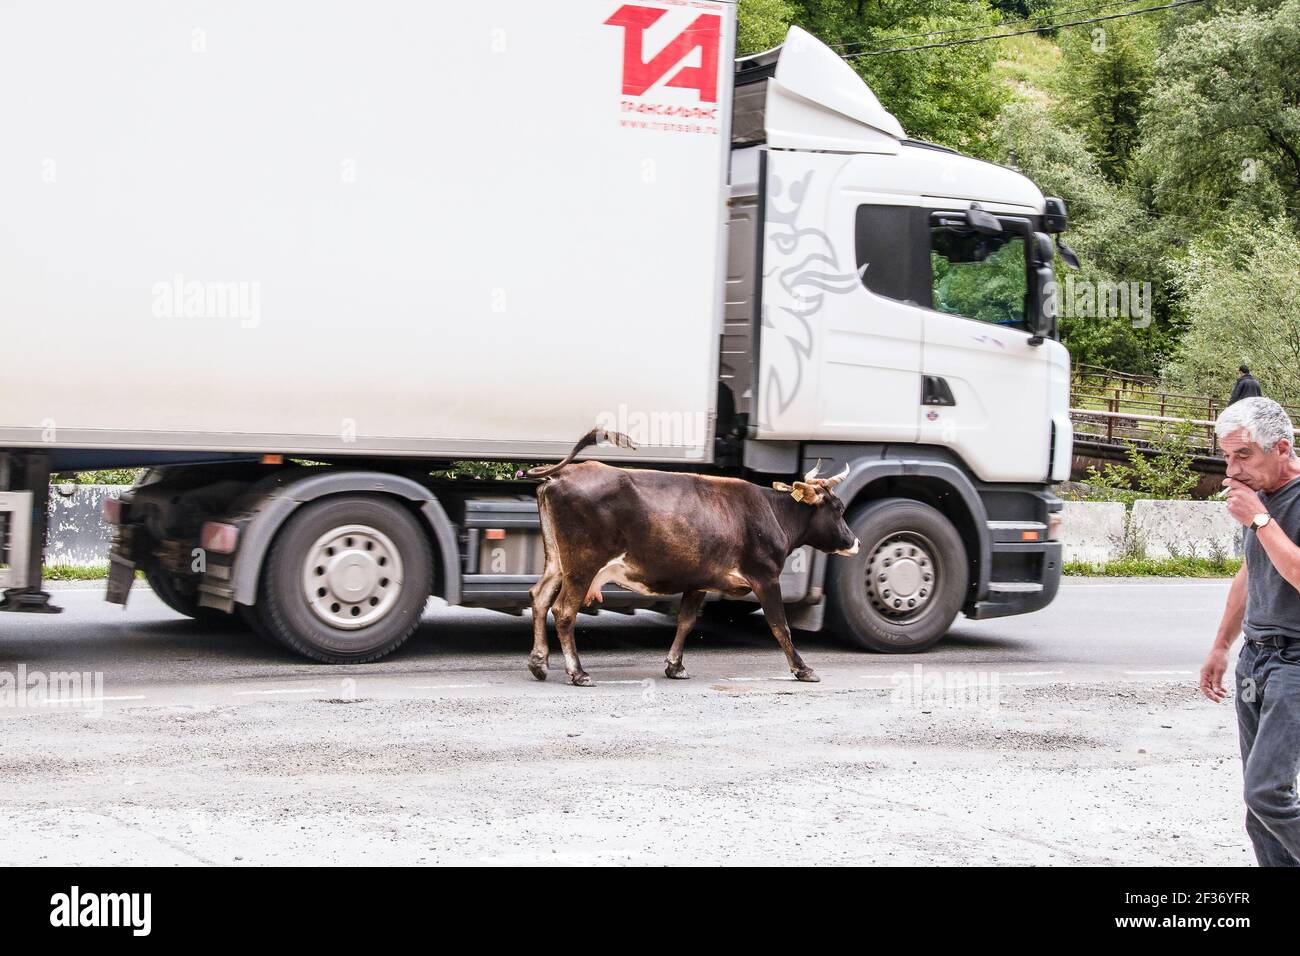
[1252,512,1272,530]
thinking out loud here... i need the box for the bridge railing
[1070,366,1300,456]
[1069,407,1222,455]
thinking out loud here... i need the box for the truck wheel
[237,603,280,646]
[255,495,432,663]
[826,498,967,653]
[142,563,232,625]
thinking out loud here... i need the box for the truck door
[755,151,923,443]
[919,209,1053,483]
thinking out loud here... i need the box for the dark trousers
[1235,638,1300,866]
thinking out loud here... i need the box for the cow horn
[804,459,823,482]
[823,462,851,488]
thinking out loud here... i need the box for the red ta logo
[604,4,720,103]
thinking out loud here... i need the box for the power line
[841,0,1207,58]
[827,0,1151,51]
[1138,183,1300,215]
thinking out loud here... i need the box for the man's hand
[1224,477,1265,527]
[1200,647,1231,702]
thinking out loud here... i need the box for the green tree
[1139,0,1300,231]
[1162,217,1300,407]
[1052,16,1158,181]
[736,0,796,55]
[736,0,1012,157]
[996,100,1181,373]
[988,0,1055,16]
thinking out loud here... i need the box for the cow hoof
[569,672,593,687]
[528,659,548,681]
[794,667,820,683]
[665,661,689,680]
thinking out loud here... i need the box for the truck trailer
[0,0,1073,662]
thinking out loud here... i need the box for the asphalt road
[0,578,1252,866]
[1,578,1234,701]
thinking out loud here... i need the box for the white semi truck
[0,0,1073,661]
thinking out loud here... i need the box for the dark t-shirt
[1244,474,1300,642]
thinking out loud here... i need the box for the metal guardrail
[1073,370,1300,418]
[1070,407,1300,457]
[1071,367,1300,457]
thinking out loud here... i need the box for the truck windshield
[929,228,1027,327]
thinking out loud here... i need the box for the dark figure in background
[1231,366,1264,406]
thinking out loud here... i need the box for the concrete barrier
[1130,499,1243,560]
[1059,498,1242,563]
[45,484,124,566]
[1058,501,1127,563]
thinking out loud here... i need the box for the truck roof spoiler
[732,26,906,152]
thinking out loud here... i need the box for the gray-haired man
[1200,396,1300,866]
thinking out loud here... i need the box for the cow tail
[526,427,637,479]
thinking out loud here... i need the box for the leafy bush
[430,461,531,481]
[1082,420,1199,500]
[51,469,142,486]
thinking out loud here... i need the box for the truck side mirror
[1029,264,1057,346]
[1043,197,1068,233]
[1030,232,1054,266]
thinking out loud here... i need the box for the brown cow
[526,428,859,686]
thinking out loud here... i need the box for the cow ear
[791,481,823,505]
[772,481,793,492]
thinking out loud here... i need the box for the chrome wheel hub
[865,532,936,622]
[301,524,403,629]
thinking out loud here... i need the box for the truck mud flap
[105,552,136,606]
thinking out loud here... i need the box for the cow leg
[554,574,595,687]
[665,589,707,679]
[752,579,818,682]
[527,564,561,681]
[527,492,563,681]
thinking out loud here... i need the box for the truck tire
[142,563,232,625]
[238,603,281,646]
[253,495,432,663]
[826,497,967,653]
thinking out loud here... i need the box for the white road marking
[232,687,327,696]
[1060,582,1230,588]
[39,695,146,705]
[722,676,794,682]
[859,670,1064,679]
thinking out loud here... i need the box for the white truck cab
[726,27,1072,485]
[713,25,1073,646]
